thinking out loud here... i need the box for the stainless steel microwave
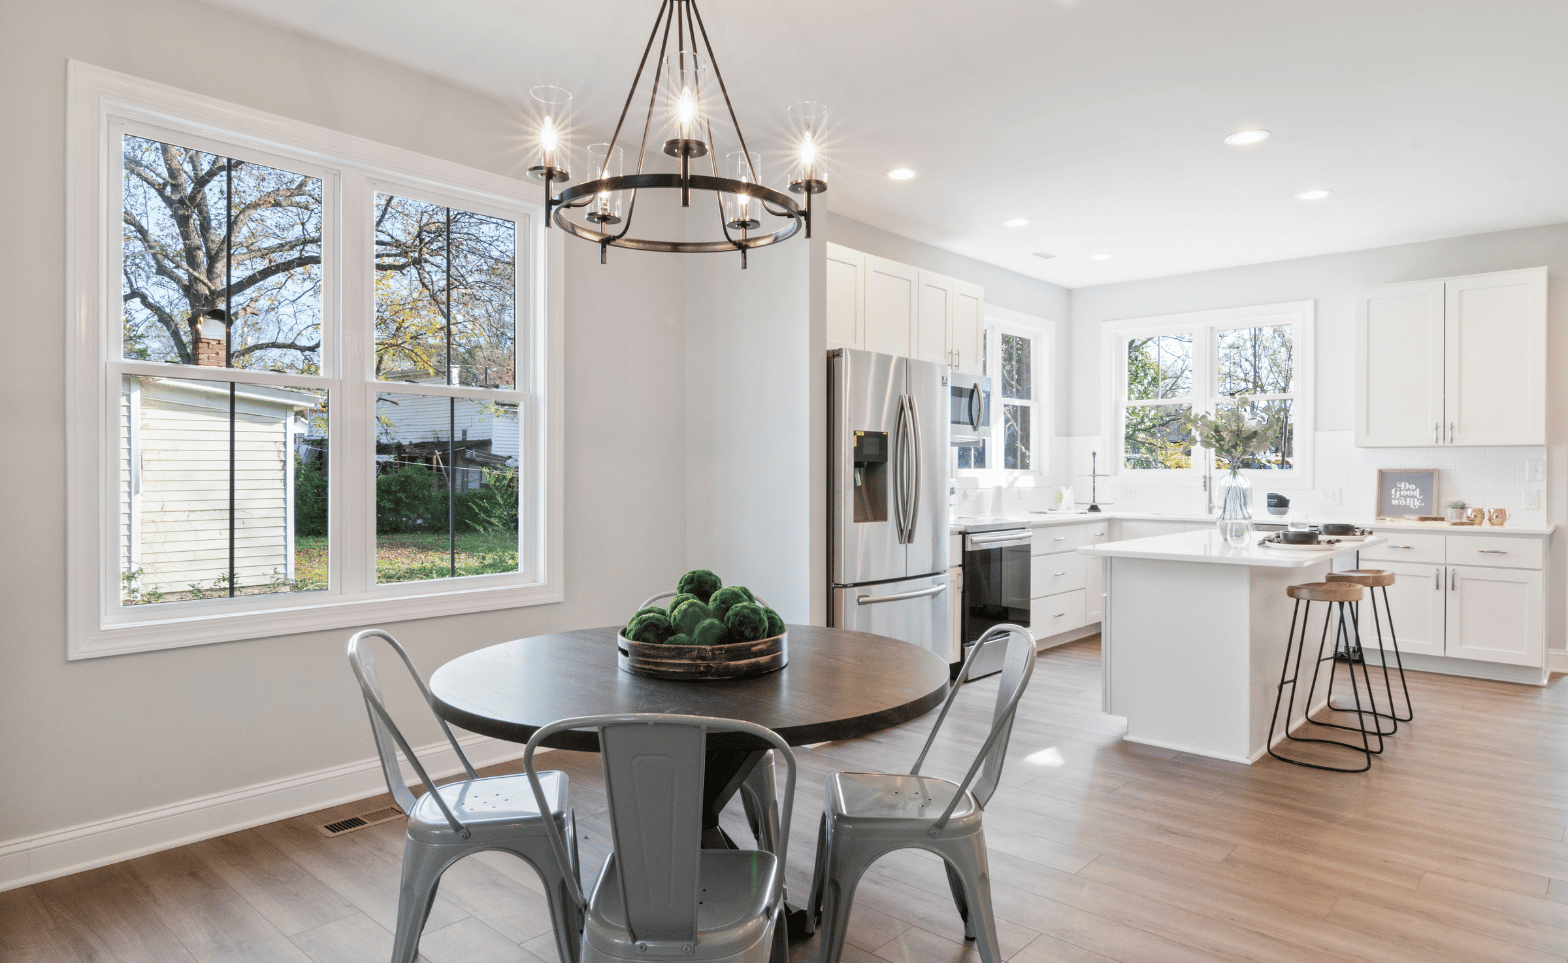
[948,373,991,445]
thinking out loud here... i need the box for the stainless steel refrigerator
[828,349,952,662]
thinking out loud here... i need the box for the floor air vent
[315,804,404,837]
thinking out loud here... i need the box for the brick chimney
[191,310,227,367]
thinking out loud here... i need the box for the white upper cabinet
[824,244,985,371]
[1354,267,1545,447]
[825,243,865,353]
[863,255,918,358]
[1445,269,1547,446]
[915,271,953,366]
[952,281,984,374]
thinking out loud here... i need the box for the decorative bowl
[616,630,788,681]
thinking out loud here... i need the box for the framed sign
[1377,469,1438,518]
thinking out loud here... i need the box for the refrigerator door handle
[857,582,947,605]
[906,393,922,542]
[892,394,908,543]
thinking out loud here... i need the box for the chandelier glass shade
[530,0,827,267]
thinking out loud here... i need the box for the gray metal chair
[803,624,1036,963]
[524,714,797,963]
[347,629,582,963]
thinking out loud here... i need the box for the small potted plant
[1445,500,1468,523]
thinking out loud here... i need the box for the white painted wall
[681,213,815,623]
[1067,223,1568,649]
[0,0,690,876]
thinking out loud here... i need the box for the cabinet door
[863,256,917,358]
[914,271,953,366]
[1354,281,1444,447]
[1445,565,1543,666]
[1371,562,1445,658]
[1445,268,1547,446]
[952,281,984,374]
[825,243,865,352]
[1085,556,1104,623]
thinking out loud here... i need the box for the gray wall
[1,0,691,845]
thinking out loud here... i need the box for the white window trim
[1101,300,1314,489]
[957,304,1053,482]
[66,62,565,660]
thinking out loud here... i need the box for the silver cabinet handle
[857,583,947,605]
[1451,569,1457,591]
[1434,422,1440,443]
[1434,569,1440,589]
[1478,549,1508,554]
[1054,535,1068,541]
[1053,612,1065,618]
[1053,571,1067,577]
[1390,545,1415,550]
[1449,421,1455,443]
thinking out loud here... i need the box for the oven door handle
[966,533,1032,549]
[857,583,948,605]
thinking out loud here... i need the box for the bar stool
[1326,569,1414,727]
[1267,581,1381,772]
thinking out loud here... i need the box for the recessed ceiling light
[1294,189,1333,201]
[1090,253,1112,261]
[885,167,917,180]
[1003,217,1030,228]
[1224,129,1270,146]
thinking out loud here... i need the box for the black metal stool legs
[1319,603,1396,742]
[1267,599,1376,772]
[1328,587,1414,727]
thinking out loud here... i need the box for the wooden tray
[617,630,788,681]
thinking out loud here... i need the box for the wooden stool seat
[1327,569,1396,588]
[1286,581,1363,603]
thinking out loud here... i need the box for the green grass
[374,530,519,583]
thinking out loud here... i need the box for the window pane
[374,196,517,388]
[1215,398,1295,470]
[1217,324,1293,397]
[1123,403,1193,469]
[956,443,985,470]
[1125,334,1192,401]
[1003,403,1031,470]
[375,391,520,583]
[1001,333,1031,400]
[119,375,327,604]
[122,136,322,373]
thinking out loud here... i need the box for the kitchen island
[1078,529,1386,764]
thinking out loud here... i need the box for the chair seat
[826,772,981,837]
[1286,581,1362,603]
[1327,568,1396,588]
[584,850,780,961]
[409,770,569,842]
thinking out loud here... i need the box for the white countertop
[949,510,1553,537]
[1078,529,1388,568]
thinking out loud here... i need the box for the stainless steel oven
[960,525,1031,680]
[948,373,991,446]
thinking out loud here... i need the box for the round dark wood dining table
[428,624,950,937]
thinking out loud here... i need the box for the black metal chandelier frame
[530,0,826,266]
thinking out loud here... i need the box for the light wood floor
[8,636,1568,963]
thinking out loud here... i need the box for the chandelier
[528,0,827,268]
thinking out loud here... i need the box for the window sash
[68,62,562,659]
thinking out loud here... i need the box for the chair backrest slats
[600,723,705,943]
[909,624,1035,829]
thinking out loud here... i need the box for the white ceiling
[204,0,1568,288]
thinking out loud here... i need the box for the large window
[68,64,562,658]
[1106,301,1313,484]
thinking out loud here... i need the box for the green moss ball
[626,606,666,632]
[626,611,675,645]
[671,599,714,635]
[665,592,698,614]
[707,585,754,620]
[763,607,785,638]
[666,633,694,646]
[677,569,723,603]
[724,602,770,643]
[691,618,730,647]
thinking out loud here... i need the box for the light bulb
[539,118,559,159]
[676,88,698,132]
[798,133,818,172]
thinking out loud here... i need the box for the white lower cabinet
[1446,565,1543,666]
[1361,536,1547,670]
[1031,522,1091,641]
[1031,589,1086,637]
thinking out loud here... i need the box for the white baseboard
[1034,622,1101,651]
[1363,650,1549,686]
[0,734,535,893]
[1549,650,1568,675]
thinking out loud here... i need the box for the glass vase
[1216,468,1253,546]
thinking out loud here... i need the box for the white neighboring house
[120,376,319,599]
[374,370,519,489]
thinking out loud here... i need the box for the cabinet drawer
[1086,520,1110,545]
[1032,552,1088,597]
[1446,535,1542,570]
[1361,532,1445,565]
[1033,524,1087,555]
[1031,589,1087,639]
